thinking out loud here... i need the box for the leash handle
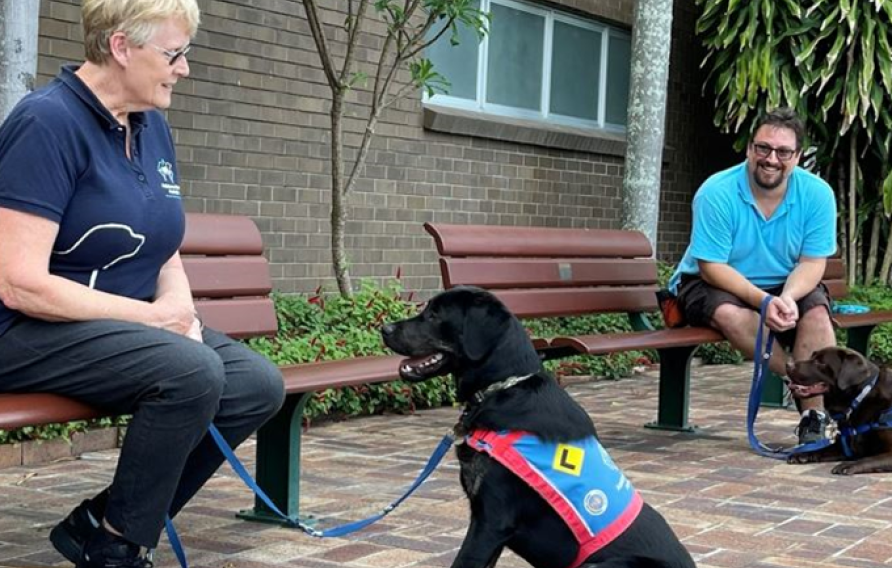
[746,295,833,459]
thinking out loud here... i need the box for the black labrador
[381,287,695,568]
[786,346,892,474]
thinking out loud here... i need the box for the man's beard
[752,162,785,190]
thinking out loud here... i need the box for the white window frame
[424,0,631,133]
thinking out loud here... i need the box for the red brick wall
[35,0,735,295]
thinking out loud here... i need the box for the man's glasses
[751,142,797,162]
[149,43,191,66]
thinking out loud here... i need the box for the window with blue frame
[425,0,632,132]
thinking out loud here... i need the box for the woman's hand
[186,313,203,343]
[151,293,195,336]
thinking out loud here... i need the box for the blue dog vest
[466,430,642,568]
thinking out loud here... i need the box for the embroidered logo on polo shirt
[157,159,181,199]
[158,160,175,183]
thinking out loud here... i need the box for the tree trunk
[329,93,353,297]
[621,0,674,256]
[865,201,881,285]
[0,0,39,122]
[882,229,892,285]
[847,134,858,287]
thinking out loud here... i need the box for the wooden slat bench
[424,223,892,430]
[0,213,404,526]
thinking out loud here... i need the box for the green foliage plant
[247,279,457,421]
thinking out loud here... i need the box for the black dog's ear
[460,300,510,361]
[836,349,877,391]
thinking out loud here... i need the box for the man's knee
[800,304,833,328]
[711,302,756,334]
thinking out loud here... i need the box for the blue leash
[164,423,456,567]
[746,295,834,459]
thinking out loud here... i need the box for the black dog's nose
[381,323,395,337]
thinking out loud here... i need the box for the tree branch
[381,81,418,110]
[404,14,456,60]
[338,0,370,85]
[302,0,340,90]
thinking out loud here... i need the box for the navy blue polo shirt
[0,65,186,337]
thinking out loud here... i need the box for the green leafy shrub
[247,280,456,421]
[525,314,645,381]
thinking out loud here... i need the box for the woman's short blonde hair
[82,0,200,64]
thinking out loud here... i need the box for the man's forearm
[698,261,769,309]
[781,258,826,301]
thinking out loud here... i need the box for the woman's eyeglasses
[150,44,191,66]
[751,142,797,162]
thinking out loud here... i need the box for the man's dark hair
[750,107,805,150]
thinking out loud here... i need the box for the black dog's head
[786,346,880,414]
[381,287,542,396]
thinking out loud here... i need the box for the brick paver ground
[2,363,892,568]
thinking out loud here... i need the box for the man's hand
[765,294,798,332]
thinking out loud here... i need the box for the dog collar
[453,374,537,442]
[833,372,879,423]
[472,373,535,404]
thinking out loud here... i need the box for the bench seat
[279,355,405,392]
[0,394,105,430]
[548,327,724,355]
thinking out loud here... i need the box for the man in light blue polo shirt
[667,108,837,445]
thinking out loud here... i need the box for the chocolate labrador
[786,346,892,474]
[381,286,695,568]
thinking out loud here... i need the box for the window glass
[424,0,632,131]
[606,34,631,125]
[486,3,544,111]
[550,21,601,121]
[425,5,480,100]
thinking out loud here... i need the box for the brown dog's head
[786,347,880,413]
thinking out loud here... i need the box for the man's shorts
[676,276,833,349]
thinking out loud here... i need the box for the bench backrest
[424,223,661,318]
[182,213,277,338]
[424,223,850,320]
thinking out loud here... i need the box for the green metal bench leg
[846,324,875,357]
[236,392,312,526]
[760,371,791,408]
[645,346,697,432]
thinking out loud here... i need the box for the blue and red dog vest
[466,429,642,568]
